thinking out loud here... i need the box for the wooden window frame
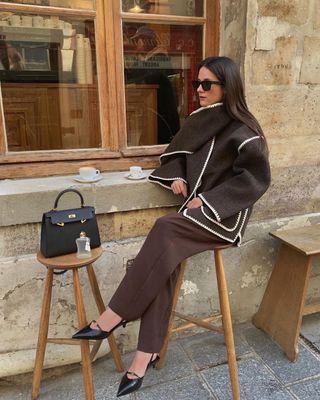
[0,0,219,179]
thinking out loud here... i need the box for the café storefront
[0,0,221,178]
[1,0,318,380]
[0,0,234,376]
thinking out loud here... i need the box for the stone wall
[220,0,248,69]
[245,0,320,218]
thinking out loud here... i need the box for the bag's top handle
[53,189,85,210]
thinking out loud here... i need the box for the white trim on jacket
[178,138,216,212]
[190,102,223,115]
[238,136,260,153]
[198,193,221,222]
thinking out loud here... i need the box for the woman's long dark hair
[198,56,267,142]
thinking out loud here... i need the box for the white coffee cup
[129,166,143,178]
[79,167,100,180]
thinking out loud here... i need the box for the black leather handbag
[40,188,101,258]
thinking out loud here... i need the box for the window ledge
[0,170,179,227]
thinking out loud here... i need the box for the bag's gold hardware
[57,222,65,227]
[81,218,87,223]
[68,214,76,219]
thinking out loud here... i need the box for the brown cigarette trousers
[108,212,229,353]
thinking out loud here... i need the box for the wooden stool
[32,247,124,400]
[158,245,240,400]
[253,224,320,362]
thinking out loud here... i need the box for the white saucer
[74,175,103,183]
[124,172,147,180]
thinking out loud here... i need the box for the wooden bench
[253,224,320,362]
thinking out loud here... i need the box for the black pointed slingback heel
[117,353,160,397]
[72,320,127,340]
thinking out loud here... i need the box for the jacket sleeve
[148,154,187,190]
[198,138,271,221]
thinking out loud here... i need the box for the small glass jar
[76,231,92,259]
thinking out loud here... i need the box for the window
[1,14,100,151]
[0,0,219,178]
[2,1,94,8]
[122,0,203,17]
[123,23,202,146]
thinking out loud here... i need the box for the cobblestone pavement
[1,317,319,400]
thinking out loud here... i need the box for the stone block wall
[221,0,320,219]
[245,0,320,219]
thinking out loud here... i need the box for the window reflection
[124,23,202,146]
[122,0,203,17]
[0,14,101,151]
[0,1,95,9]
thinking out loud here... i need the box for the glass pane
[1,1,95,9]
[0,13,101,151]
[123,23,202,146]
[122,0,203,17]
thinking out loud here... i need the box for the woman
[73,56,271,397]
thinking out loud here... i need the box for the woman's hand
[171,180,188,197]
[187,197,203,209]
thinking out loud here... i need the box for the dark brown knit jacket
[148,103,271,244]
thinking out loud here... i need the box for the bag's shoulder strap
[53,189,84,210]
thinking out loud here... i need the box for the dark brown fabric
[149,104,271,244]
[109,212,229,353]
[149,104,231,186]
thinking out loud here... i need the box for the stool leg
[215,249,240,400]
[32,269,53,400]
[73,268,95,400]
[157,261,186,369]
[86,264,124,372]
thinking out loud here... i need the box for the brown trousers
[108,212,228,353]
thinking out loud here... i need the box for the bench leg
[86,264,124,372]
[73,268,95,400]
[32,269,53,400]
[157,261,186,370]
[215,249,240,400]
[253,244,312,362]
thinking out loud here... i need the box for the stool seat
[32,246,124,400]
[37,247,103,269]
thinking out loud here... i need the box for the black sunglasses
[192,79,223,91]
